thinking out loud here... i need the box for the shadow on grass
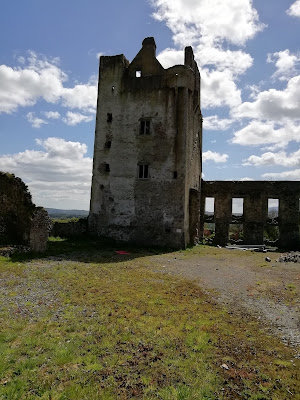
[9,234,177,264]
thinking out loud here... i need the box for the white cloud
[233,75,300,121]
[232,120,300,147]
[195,44,253,76]
[0,137,92,209]
[245,149,300,167]
[63,111,94,126]
[267,49,300,81]
[262,169,300,180]
[204,115,233,130]
[151,0,264,46]
[26,112,48,128]
[287,0,300,17]
[201,68,242,108]
[61,80,97,113]
[152,0,261,110]
[203,150,228,163]
[43,111,60,119]
[157,49,184,68]
[0,51,97,115]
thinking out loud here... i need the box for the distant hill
[46,208,89,219]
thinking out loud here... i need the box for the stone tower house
[89,37,202,248]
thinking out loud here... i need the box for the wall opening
[104,163,110,173]
[173,171,178,179]
[136,70,142,78]
[268,198,279,220]
[203,222,215,244]
[204,197,214,216]
[107,113,112,122]
[229,224,243,244]
[105,141,112,149]
[140,120,150,135]
[138,165,149,179]
[264,225,279,244]
[232,198,244,216]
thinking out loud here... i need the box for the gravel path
[149,249,300,348]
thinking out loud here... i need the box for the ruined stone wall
[0,172,51,251]
[89,38,202,248]
[201,181,300,249]
[51,218,88,237]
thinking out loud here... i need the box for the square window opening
[268,198,279,218]
[232,198,244,216]
[205,197,215,216]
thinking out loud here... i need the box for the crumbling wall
[0,172,51,251]
[201,181,300,250]
[51,218,88,237]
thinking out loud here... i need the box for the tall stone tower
[89,37,202,248]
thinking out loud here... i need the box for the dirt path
[148,248,300,348]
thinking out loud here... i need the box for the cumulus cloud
[232,120,300,147]
[203,150,229,163]
[26,112,48,128]
[0,137,92,209]
[0,51,97,115]
[203,115,234,130]
[267,49,300,81]
[233,75,300,121]
[151,0,264,46]
[287,0,300,17]
[262,169,300,180]
[152,0,262,110]
[201,69,242,108]
[61,78,97,113]
[63,111,94,126]
[244,149,300,167]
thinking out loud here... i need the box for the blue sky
[0,0,300,209]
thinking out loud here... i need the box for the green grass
[0,238,299,399]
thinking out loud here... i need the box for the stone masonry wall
[0,172,51,251]
[200,180,300,250]
[51,218,88,237]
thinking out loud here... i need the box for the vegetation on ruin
[0,238,299,399]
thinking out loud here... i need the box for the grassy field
[0,238,299,399]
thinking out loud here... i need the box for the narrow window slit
[138,164,149,179]
[140,120,150,135]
